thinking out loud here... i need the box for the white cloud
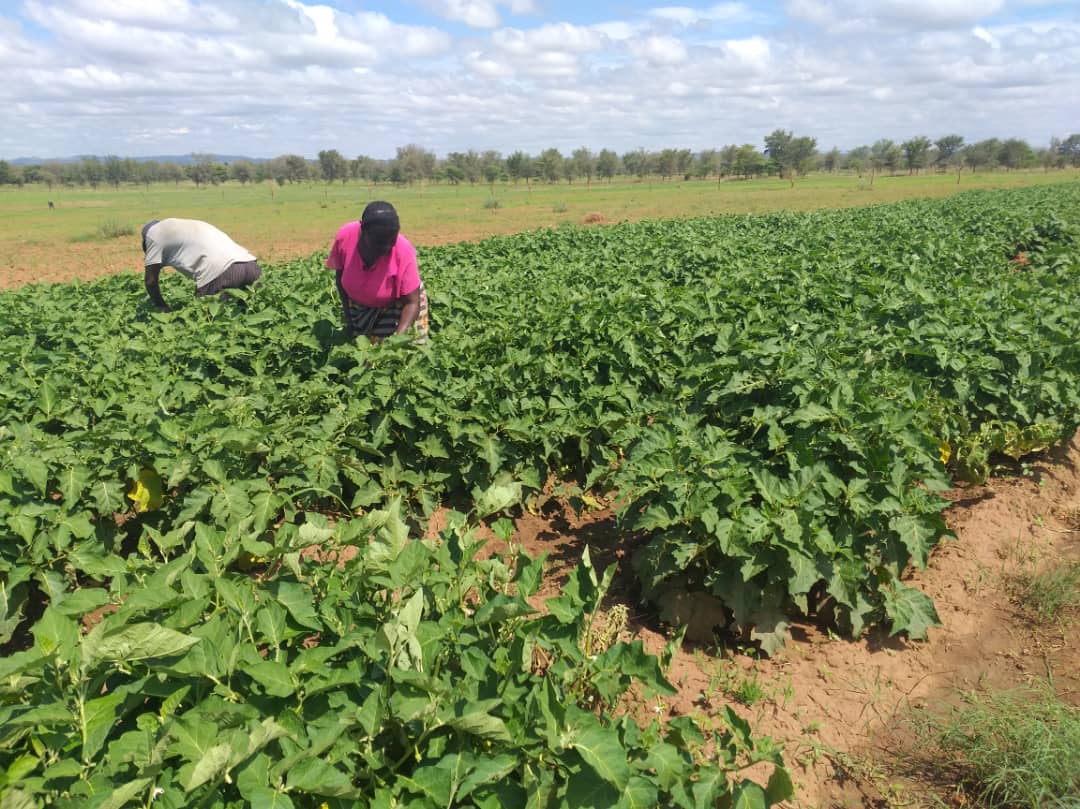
[648,3,753,26]
[630,35,688,65]
[723,35,770,70]
[422,0,537,28]
[0,0,1077,159]
[972,25,1001,48]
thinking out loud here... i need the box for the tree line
[2,131,1079,190]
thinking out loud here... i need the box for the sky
[1,0,1078,161]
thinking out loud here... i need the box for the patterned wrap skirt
[347,284,429,343]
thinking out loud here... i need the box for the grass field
[2,168,1079,288]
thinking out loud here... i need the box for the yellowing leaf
[938,440,951,465]
[127,467,164,513]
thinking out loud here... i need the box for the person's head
[359,201,399,257]
[141,220,160,254]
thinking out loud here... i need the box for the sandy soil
[483,437,1080,807]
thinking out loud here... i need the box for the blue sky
[1,0,1078,160]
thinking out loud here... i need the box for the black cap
[361,201,399,231]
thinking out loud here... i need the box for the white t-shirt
[144,219,256,289]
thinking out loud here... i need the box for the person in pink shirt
[326,201,429,342]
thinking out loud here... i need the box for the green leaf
[52,588,111,617]
[58,465,90,506]
[185,743,232,791]
[246,660,295,698]
[248,788,296,809]
[94,778,155,809]
[731,780,768,809]
[448,711,513,742]
[456,754,518,801]
[81,692,123,763]
[83,623,199,667]
[272,580,321,630]
[882,582,941,640]
[765,766,795,803]
[0,789,37,809]
[569,723,630,790]
[890,514,937,569]
[33,607,80,660]
[473,480,521,518]
[285,757,358,798]
[13,456,49,496]
[618,776,660,809]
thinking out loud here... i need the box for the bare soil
[484,437,1080,807]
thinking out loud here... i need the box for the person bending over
[142,218,262,312]
[326,201,429,342]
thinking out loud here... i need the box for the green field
[2,181,1080,808]
[3,168,1078,286]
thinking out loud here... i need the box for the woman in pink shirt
[326,201,429,342]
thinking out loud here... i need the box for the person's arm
[334,269,351,326]
[395,286,421,333]
[144,264,171,312]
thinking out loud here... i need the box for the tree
[844,145,870,175]
[596,149,619,182]
[822,147,841,173]
[868,139,902,180]
[934,135,965,169]
[998,138,1034,170]
[1057,134,1080,167]
[444,151,482,184]
[351,155,380,183]
[764,129,816,183]
[79,157,104,189]
[719,145,739,177]
[159,162,185,186]
[505,151,534,185]
[282,155,309,183]
[571,147,595,187]
[962,139,1001,172]
[733,144,765,179]
[0,160,11,185]
[695,149,719,180]
[135,161,159,188]
[230,160,254,185]
[621,149,652,178]
[186,163,212,187]
[394,144,436,185]
[901,136,932,174]
[537,148,563,183]
[318,149,349,184]
[480,150,504,191]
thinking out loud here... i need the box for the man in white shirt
[142,218,262,311]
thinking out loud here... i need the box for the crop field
[2,168,1078,288]
[2,182,1080,806]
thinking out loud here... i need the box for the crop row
[1,182,1079,804]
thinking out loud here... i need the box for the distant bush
[69,219,134,243]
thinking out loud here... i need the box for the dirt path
[494,437,1080,807]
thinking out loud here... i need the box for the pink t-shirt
[326,221,421,308]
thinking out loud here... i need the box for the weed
[97,219,134,239]
[70,219,134,242]
[1008,560,1080,622]
[483,196,501,210]
[907,683,1080,808]
[553,201,568,213]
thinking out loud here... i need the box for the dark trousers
[196,261,263,296]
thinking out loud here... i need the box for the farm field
[2,183,1080,806]
[2,168,1079,288]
